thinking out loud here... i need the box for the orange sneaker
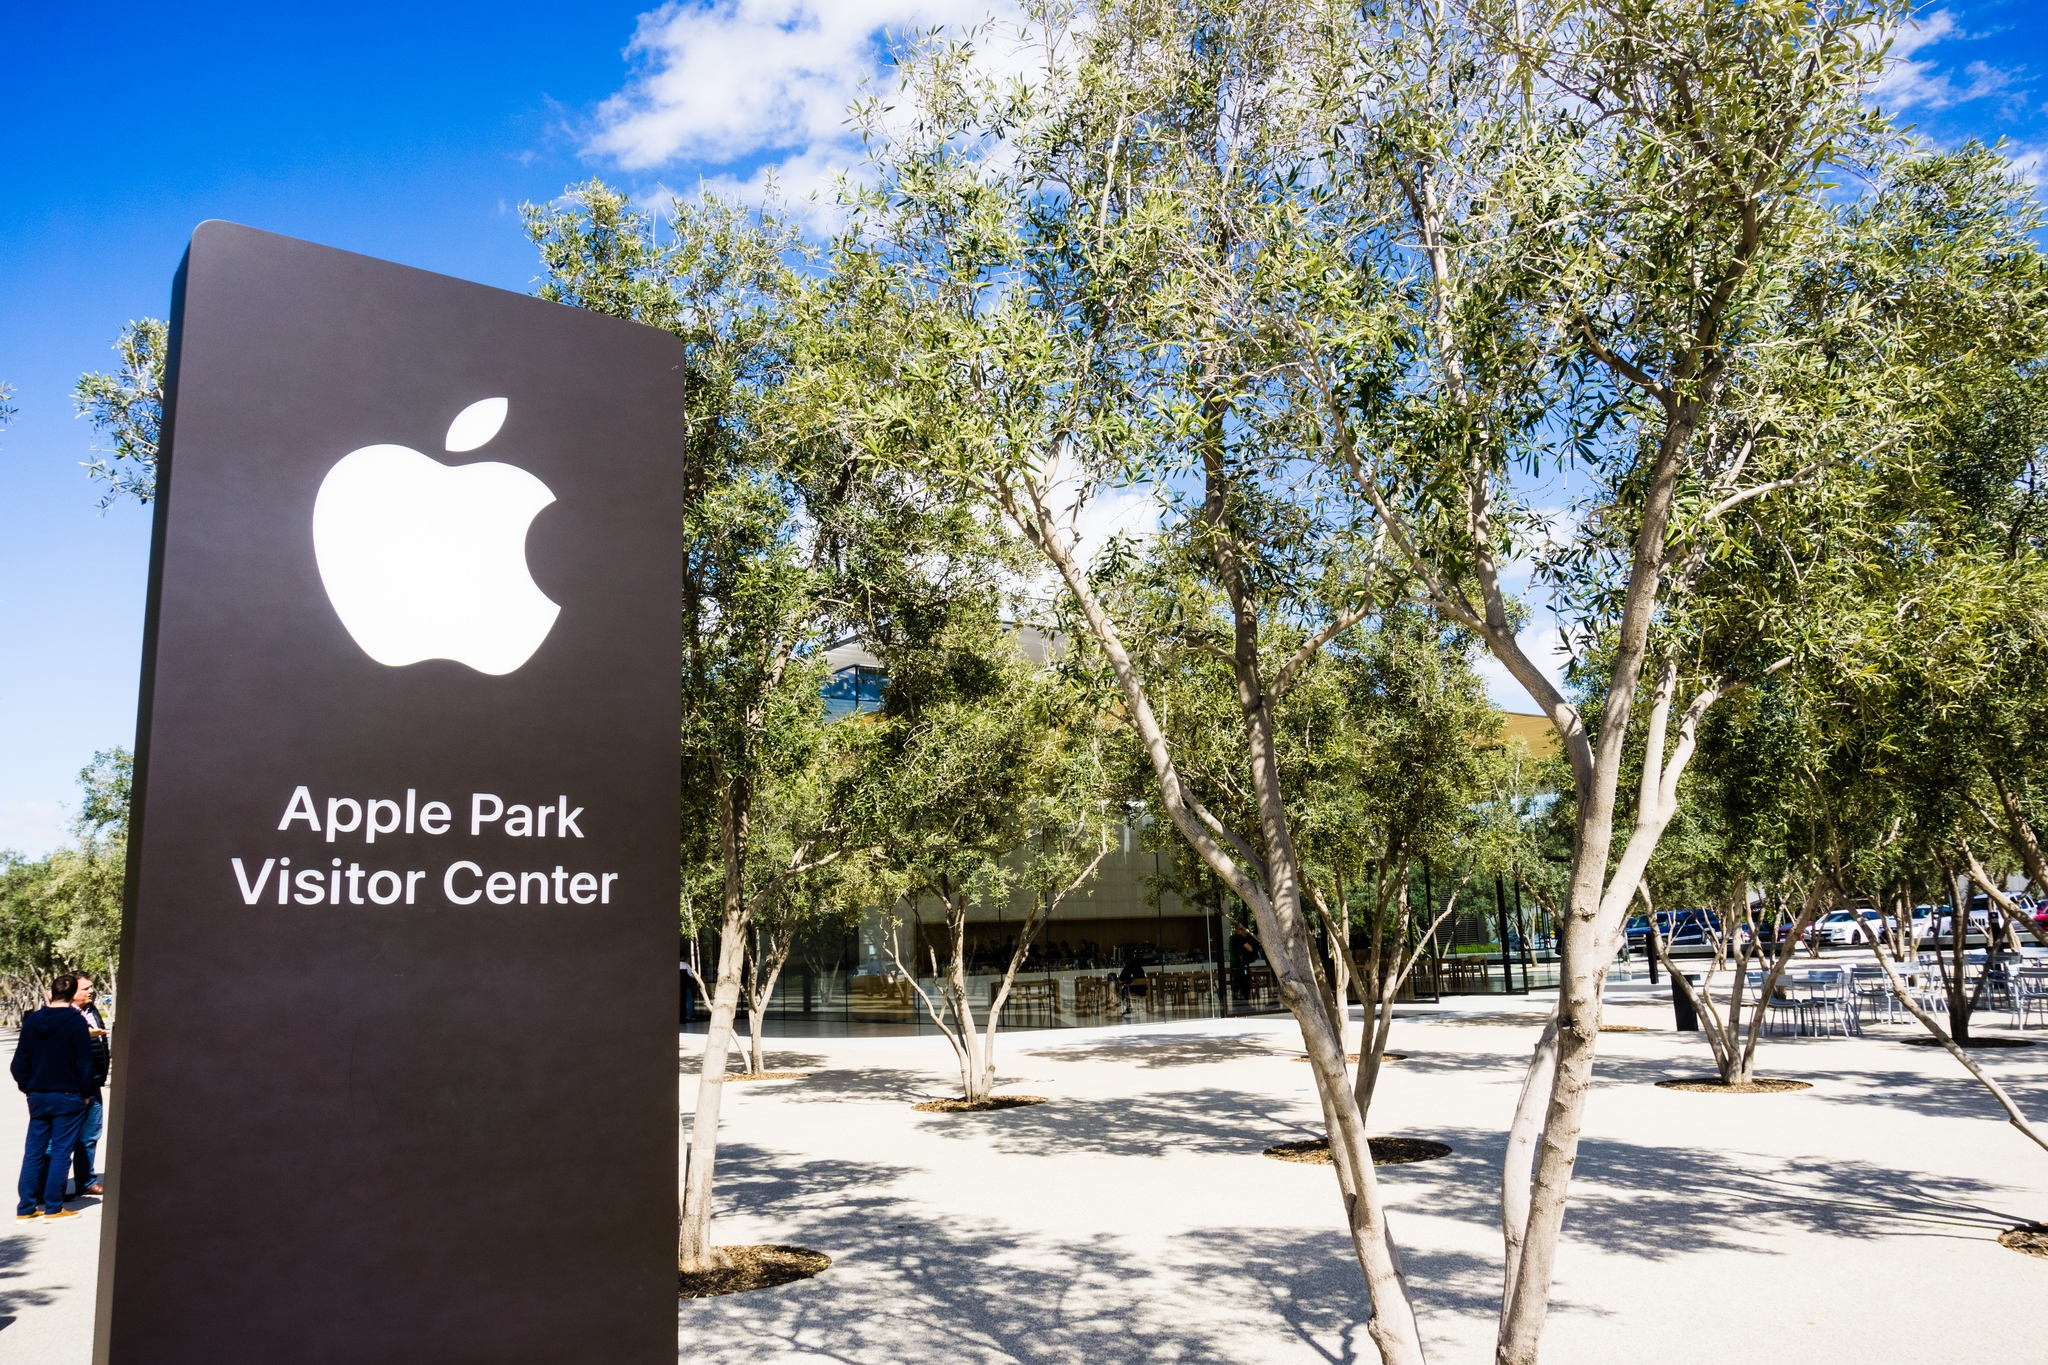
[13,1211,40,1223]
[41,1208,83,1221]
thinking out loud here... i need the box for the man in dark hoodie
[12,972,96,1222]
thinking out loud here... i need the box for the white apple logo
[312,397,561,676]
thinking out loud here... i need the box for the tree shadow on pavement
[0,1233,57,1329]
[706,1143,907,1217]
[1812,1066,2048,1123]
[1019,1034,1296,1068]
[718,1065,968,1105]
[1382,1124,2032,1262]
[897,1085,1326,1160]
[681,1048,832,1075]
[1576,1036,2048,1126]
[680,1199,1463,1365]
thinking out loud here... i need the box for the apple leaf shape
[313,445,561,675]
[444,397,509,452]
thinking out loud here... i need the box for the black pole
[1406,920,1429,999]
[1204,884,1218,1018]
[1513,874,1535,984]
[1495,873,1517,994]
[1212,896,1228,1015]
[1422,858,1437,993]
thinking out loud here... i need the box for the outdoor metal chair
[1752,973,1804,1036]
[1983,963,2012,1015]
[1850,965,1898,1025]
[1913,956,1951,1014]
[1798,970,1854,1037]
[2013,969,2048,1030]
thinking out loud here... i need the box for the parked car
[1926,902,1992,943]
[1818,907,1891,947]
[1624,909,1720,952]
[1735,916,1816,950]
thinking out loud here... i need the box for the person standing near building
[12,973,96,1222]
[68,973,109,1198]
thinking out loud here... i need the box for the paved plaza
[6,987,2047,1361]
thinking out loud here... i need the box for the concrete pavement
[5,991,2047,1362]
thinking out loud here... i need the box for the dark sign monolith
[95,222,682,1364]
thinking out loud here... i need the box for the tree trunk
[1648,900,1732,1081]
[890,883,996,1105]
[1731,894,1823,1084]
[1934,856,1977,1045]
[948,891,995,1104]
[999,453,1426,1363]
[741,921,797,1076]
[1238,687,1425,1365]
[679,905,745,1270]
[1498,909,1606,1363]
[1500,1014,1558,1305]
[680,781,752,1272]
[980,857,1105,1104]
[1498,659,1725,1364]
[746,1004,765,1076]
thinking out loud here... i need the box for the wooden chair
[1002,979,1058,1016]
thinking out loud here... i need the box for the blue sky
[2,0,2045,855]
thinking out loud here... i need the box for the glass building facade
[686,826,1269,1035]
[680,639,1562,1036]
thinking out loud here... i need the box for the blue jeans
[18,1093,90,1215]
[47,1094,102,1193]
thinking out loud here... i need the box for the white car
[1927,905,1993,943]
[1818,908,1890,947]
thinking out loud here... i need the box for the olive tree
[834,5,1441,1354]
[1312,4,1914,1355]
[841,609,1114,1103]
[74,319,166,507]
[525,182,1006,1269]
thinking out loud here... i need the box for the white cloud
[671,144,860,225]
[2006,142,2048,187]
[1884,7,1961,60]
[1065,483,1163,563]
[1867,10,2021,113]
[589,1,1018,173]
[0,800,68,859]
[1008,467,1165,613]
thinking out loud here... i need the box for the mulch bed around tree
[1600,1025,1651,1033]
[1655,1077,1812,1093]
[1293,1053,1409,1062]
[1999,1223,2048,1259]
[1901,1035,2034,1049]
[1263,1137,1452,1166]
[911,1095,1049,1113]
[678,1245,831,1299]
[715,1072,812,1081]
